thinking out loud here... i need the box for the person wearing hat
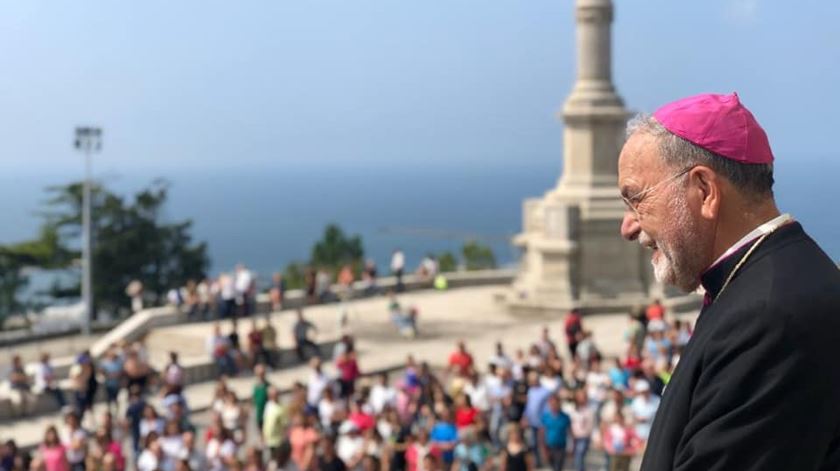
[618,92,840,470]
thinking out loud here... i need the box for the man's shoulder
[758,224,840,296]
[718,230,840,328]
[699,235,840,377]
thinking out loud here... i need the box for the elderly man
[618,92,840,470]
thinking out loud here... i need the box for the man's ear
[690,166,720,220]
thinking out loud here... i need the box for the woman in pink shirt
[94,428,125,470]
[39,426,69,471]
[405,429,433,471]
[289,413,320,471]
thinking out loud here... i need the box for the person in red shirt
[623,344,643,373]
[447,340,474,377]
[347,399,376,432]
[336,351,360,398]
[645,299,665,322]
[564,309,583,357]
[454,394,479,429]
[246,318,266,369]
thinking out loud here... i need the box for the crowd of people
[6,341,159,421]
[258,303,684,471]
[263,302,691,471]
[161,249,448,323]
[2,295,691,471]
[153,250,421,323]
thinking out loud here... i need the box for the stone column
[567,0,622,108]
[509,0,704,316]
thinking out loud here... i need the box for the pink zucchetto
[652,92,774,164]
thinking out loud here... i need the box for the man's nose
[621,211,641,241]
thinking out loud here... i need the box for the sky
[0,0,838,177]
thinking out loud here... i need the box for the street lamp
[74,127,102,336]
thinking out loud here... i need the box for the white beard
[639,193,703,292]
[640,230,674,284]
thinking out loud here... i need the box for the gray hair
[626,114,774,199]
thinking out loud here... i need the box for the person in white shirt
[234,263,254,316]
[316,269,332,303]
[464,371,490,412]
[576,331,598,365]
[125,279,144,313]
[630,380,660,441]
[511,349,526,382]
[205,428,237,471]
[159,420,186,470]
[163,351,185,395]
[219,273,236,318]
[166,287,183,306]
[488,341,513,371]
[567,388,595,471]
[487,368,513,448]
[318,387,343,430]
[195,278,210,317]
[137,432,163,471]
[418,255,438,279]
[540,367,564,393]
[307,358,329,407]
[33,352,66,409]
[61,411,88,470]
[336,422,366,470]
[391,249,405,292]
[585,358,610,410]
[139,405,165,441]
[368,373,397,414]
[220,390,248,444]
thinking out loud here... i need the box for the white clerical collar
[708,213,794,269]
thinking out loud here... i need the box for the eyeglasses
[621,166,694,220]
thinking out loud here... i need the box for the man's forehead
[619,133,658,170]
[618,133,664,191]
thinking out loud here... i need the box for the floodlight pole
[74,127,101,336]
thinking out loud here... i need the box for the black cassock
[641,222,840,471]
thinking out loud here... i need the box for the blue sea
[0,158,837,288]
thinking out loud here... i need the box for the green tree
[310,224,364,272]
[0,256,27,328]
[41,179,209,315]
[282,261,307,291]
[0,225,70,328]
[461,240,496,271]
[437,251,458,272]
[282,224,364,287]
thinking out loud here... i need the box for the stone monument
[508,0,700,315]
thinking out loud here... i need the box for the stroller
[389,300,418,338]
